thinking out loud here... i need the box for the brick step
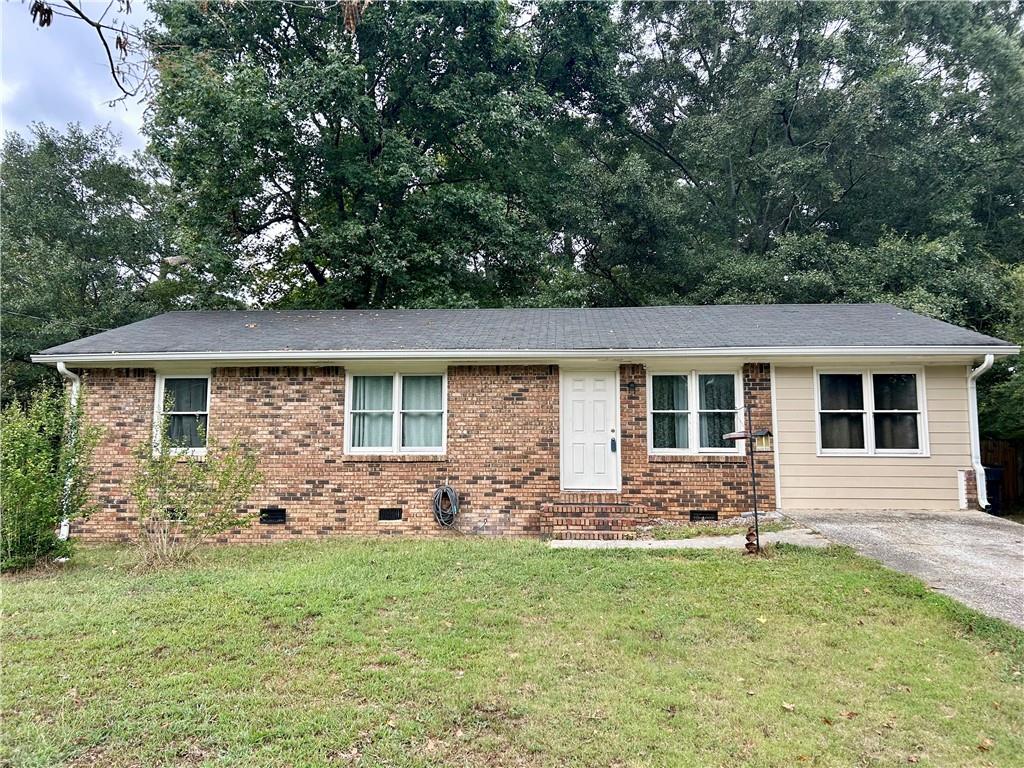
[540,501,648,541]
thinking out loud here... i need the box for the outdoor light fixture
[753,429,773,452]
[722,406,765,555]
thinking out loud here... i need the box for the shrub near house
[0,389,97,571]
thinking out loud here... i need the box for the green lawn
[3,541,1022,767]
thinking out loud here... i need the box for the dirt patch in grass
[638,517,791,540]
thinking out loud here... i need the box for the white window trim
[153,372,212,457]
[646,370,744,456]
[814,367,930,457]
[344,371,448,455]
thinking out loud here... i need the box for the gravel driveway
[784,509,1024,628]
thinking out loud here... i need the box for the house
[32,304,1018,541]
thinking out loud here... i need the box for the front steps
[540,498,648,540]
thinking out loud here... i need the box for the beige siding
[774,364,972,510]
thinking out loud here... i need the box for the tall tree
[1,125,188,400]
[555,1,1024,312]
[146,0,609,309]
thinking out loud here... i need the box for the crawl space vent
[689,510,719,522]
[259,507,287,525]
[378,507,403,522]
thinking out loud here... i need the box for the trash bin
[984,466,1004,515]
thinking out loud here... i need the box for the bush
[1,388,98,571]
[129,429,261,565]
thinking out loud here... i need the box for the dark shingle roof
[36,304,1015,357]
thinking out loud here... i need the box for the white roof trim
[31,344,1019,366]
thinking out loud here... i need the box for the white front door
[560,370,620,491]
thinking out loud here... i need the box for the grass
[645,519,790,540]
[3,540,1023,768]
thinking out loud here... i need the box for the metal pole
[747,404,761,554]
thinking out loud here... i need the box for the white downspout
[56,362,80,409]
[56,362,80,540]
[967,354,994,510]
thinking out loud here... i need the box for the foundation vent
[259,507,287,525]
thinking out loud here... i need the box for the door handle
[610,437,617,453]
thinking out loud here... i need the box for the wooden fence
[981,439,1022,506]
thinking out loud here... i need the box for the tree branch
[61,1,140,98]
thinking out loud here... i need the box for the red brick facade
[73,363,776,542]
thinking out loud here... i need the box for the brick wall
[73,362,775,542]
[616,363,776,516]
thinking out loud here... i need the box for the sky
[1,0,151,151]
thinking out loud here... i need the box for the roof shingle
[35,304,1015,358]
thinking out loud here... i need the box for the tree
[139,1,1022,436]
[554,2,1024,306]
[0,124,229,403]
[146,0,592,309]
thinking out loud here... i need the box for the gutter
[30,344,1021,366]
[967,354,994,510]
[55,362,80,540]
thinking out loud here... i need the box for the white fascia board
[30,344,1020,367]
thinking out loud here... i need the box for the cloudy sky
[1,0,150,151]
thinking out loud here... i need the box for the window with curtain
[648,372,740,454]
[698,374,737,449]
[160,376,209,452]
[351,375,394,449]
[349,373,445,452]
[817,371,922,453]
[401,375,443,449]
[651,375,688,449]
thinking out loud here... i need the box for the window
[155,375,210,455]
[872,373,921,451]
[651,375,688,450]
[816,370,926,455]
[347,373,445,453]
[818,373,865,450]
[698,374,737,449]
[648,371,741,454]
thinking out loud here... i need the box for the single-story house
[32,304,1018,541]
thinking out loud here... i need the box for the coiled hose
[432,485,459,528]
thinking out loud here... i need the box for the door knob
[610,437,617,453]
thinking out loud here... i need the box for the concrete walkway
[784,509,1024,629]
[549,528,829,550]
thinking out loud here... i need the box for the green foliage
[979,264,1024,441]
[146,0,577,309]
[5,3,1022,435]
[0,389,99,572]
[143,1,1024,435]
[0,125,184,403]
[128,428,261,565]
